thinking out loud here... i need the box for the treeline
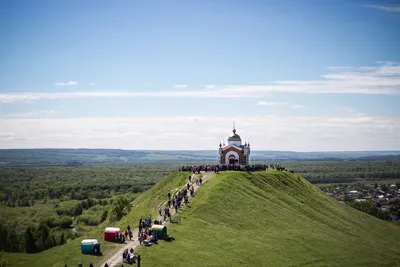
[0,165,174,207]
[281,159,400,183]
[350,198,400,220]
[54,198,109,218]
[0,221,78,253]
[2,183,154,207]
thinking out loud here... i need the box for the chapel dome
[228,129,242,142]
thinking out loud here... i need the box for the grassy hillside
[3,172,188,267]
[4,170,400,266]
[137,170,400,267]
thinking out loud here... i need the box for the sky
[0,0,399,151]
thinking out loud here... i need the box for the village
[321,182,400,223]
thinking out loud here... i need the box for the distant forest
[0,149,399,165]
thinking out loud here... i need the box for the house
[355,199,367,203]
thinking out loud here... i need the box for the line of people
[83,174,204,267]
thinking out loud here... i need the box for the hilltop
[137,170,400,267]
[3,170,400,267]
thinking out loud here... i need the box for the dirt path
[101,171,215,267]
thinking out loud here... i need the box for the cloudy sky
[1,0,399,151]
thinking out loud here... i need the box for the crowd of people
[122,247,137,264]
[73,173,208,267]
[178,164,293,173]
[179,164,268,172]
[137,218,158,246]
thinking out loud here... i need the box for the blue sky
[0,0,399,150]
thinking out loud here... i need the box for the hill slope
[137,170,400,267]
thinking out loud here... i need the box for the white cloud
[2,62,400,103]
[54,81,78,86]
[256,101,288,106]
[205,84,216,89]
[256,102,304,109]
[0,115,398,150]
[173,84,188,89]
[1,110,60,118]
[88,82,96,86]
[289,105,305,109]
[364,4,400,12]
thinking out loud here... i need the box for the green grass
[3,172,188,267]
[4,170,400,266]
[136,170,400,267]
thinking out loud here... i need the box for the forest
[0,157,399,254]
[0,164,176,253]
[272,158,400,184]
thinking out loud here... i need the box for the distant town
[321,183,400,223]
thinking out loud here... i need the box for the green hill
[137,170,400,267]
[3,170,400,267]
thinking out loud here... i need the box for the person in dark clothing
[127,225,131,232]
[129,230,133,240]
[168,192,171,200]
[89,264,94,267]
[104,263,109,267]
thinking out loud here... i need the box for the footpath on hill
[101,171,215,267]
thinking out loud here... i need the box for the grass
[4,170,400,266]
[136,170,400,267]
[3,172,188,267]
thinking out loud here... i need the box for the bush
[110,196,131,221]
[78,215,101,226]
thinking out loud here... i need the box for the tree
[100,210,108,223]
[58,232,66,246]
[0,251,8,267]
[110,196,131,221]
[25,225,37,253]
[35,222,50,252]
[72,203,83,217]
